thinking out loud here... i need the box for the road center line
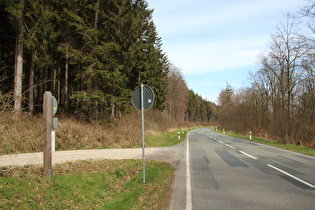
[225,144,235,149]
[240,151,257,160]
[218,140,224,144]
[186,132,192,210]
[267,164,315,188]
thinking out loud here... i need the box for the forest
[2,0,314,149]
[217,2,315,147]
[0,0,215,122]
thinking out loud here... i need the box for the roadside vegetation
[0,110,196,155]
[145,129,190,147]
[0,109,193,209]
[0,110,192,209]
[0,159,174,209]
[214,128,315,157]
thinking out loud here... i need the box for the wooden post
[43,91,52,178]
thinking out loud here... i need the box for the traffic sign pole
[141,83,145,184]
[131,83,154,184]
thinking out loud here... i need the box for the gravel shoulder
[0,142,184,167]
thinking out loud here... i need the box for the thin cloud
[147,0,305,102]
[152,0,302,36]
[165,38,265,75]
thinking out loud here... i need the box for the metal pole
[141,83,145,184]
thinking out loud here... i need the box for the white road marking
[186,132,192,210]
[209,129,315,189]
[240,151,257,160]
[225,144,235,149]
[267,164,315,188]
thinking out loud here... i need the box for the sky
[146,0,307,103]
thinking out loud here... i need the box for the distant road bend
[170,128,315,210]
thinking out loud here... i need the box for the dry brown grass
[0,109,182,155]
[56,114,141,150]
[0,112,45,154]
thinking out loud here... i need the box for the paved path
[0,143,184,167]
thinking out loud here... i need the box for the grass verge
[145,129,188,147]
[0,159,175,209]
[214,129,315,157]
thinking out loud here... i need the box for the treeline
[217,2,315,147]
[0,0,216,122]
[166,63,216,123]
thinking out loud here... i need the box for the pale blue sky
[146,0,306,103]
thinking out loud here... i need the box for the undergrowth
[0,110,196,155]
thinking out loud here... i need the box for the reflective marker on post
[52,131,55,153]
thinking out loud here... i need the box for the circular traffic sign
[52,96,58,116]
[132,85,154,111]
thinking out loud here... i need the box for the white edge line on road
[225,144,235,150]
[267,164,315,188]
[240,151,257,160]
[186,132,192,210]
[218,140,224,144]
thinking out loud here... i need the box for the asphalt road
[170,128,315,210]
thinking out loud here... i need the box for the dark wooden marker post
[43,91,53,178]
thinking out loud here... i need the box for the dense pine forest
[0,0,215,122]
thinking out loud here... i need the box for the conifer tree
[1,0,170,116]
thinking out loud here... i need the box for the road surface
[170,128,315,210]
[0,144,183,167]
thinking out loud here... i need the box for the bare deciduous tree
[166,63,189,122]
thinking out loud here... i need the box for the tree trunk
[28,49,35,115]
[111,96,115,118]
[14,0,25,113]
[64,46,68,109]
[58,67,60,104]
[94,0,100,29]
